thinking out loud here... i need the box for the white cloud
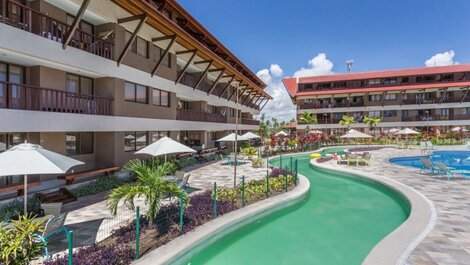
[256,54,335,122]
[425,50,459,67]
[293,53,334,77]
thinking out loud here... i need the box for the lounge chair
[419,142,430,155]
[180,173,191,191]
[434,163,454,180]
[419,158,436,174]
[41,203,62,216]
[425,141,437,150]
[174,171,185,182]
[337,153,349,165]
[359,153,372,166]
[37,213,69,259]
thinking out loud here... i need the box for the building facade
[0,0,271,196]
[283,65,470,135]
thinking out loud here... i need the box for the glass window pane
[0,134,6,152]
[80,132,93,154]
[0,63,6,82]
[66,133,78,155]
[9,65,23,84]
[124,82,136,102]
[135,132,147,150]
[152,89,161,106]
[161,91,169,107]
[124,132,135,151]
[66,74,80,93]
[80,77,93,95]
[9,133,25,147]
[136,85,147,103]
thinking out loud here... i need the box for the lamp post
[323,113,328,135]
[425,110,430,133]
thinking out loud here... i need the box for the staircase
[37,188,77,204]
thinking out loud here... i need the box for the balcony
[176,109,226,123]
[0,0,113,60]
[0,81,113,115]
[241,118,260,126]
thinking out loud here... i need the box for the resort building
[0,0,271,197]
[283,65,470,135]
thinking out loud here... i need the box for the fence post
[295,159,298,186]
[213,182,217,219]
[67,230,73,265]
[285,173,288,192]
[179,191,183,232]
[135,206,140,260]
[265,170,270,198]
[241,175,245,207]
[290,156,293,174]
[280,153,283,169]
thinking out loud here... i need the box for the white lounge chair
[434,163,454,180]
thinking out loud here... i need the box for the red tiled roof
[297,64,470,84]
[282,77,297,96]
[295,81,470,96]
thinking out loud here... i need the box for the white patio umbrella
[241,132,261,139]
[340,129,372,139]
[309,129,323,134]
[216,133,249,142]
[395,128,420,135]
[388,128,399,134]
[0,143,84,213]
[451,127,468,132]
[275,131,288,137]
[135,136,196,161]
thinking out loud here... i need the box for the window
[383,78,397,85]
[210,132,217,140]
[125,32,148,57]
[332,113,343,120]
[152,131,170,142]
[124,132,147,152]
[384,94,397,101]
[383,110,397,117]
[125,82,147,103]
[66,15,94,35]
[368,94,381,102]
[66,132,93,155]
[153,45,171,67]
[0,133,26,152]
[368,79,381,85]
[66,74,93,95]
[152,88,170,107]
[303,83,313,90]
[439,108,450,116]
[229,108,235,117]
[368,111,381,118]
[304,99,314,104]
[401,77,409,84]
[463,108,470,115]
[401,110,409,117]
[0,62,24,108]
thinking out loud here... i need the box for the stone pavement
[321,146,470,265]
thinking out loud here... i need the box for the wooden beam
[62,0,90,49]
[260,99,269,111]
[254,96,263,105]
[237,87,249,102]
[207,68,225,95]
[176,49,197,55]
[151,34,176,43]
[381,91,387,107]
[438,88,448,104]
[400,90,406,106]
[218,75,235,98]
[151,34,176,76]
[175,49,197,84]
[242,92,256,105]
[246,95,259,106]
[194,59,212,65]
[193,60,213,90]
[461,86,470,103]
[228,83,245,101]
[117,14,147,66]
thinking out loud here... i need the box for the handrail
[176,108,226,123]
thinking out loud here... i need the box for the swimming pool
[390,151,470,176]
[177,154,410,265]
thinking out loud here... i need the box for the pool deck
[319,146,470,265]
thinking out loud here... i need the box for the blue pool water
[390,151,470,176]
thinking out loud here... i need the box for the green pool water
[180,154,410,265]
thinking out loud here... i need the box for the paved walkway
[321,146,470,265]
[48,159,269,254]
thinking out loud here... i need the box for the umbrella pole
[23,174,27,214]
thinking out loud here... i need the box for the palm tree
[107,159,188,220]
[299,112,318,132]
[363,116,382,135]
[339,115,356,130]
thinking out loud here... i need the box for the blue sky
[178,0,470,120]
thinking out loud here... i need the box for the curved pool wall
[181,154,410,265]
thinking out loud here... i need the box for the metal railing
[241,118,260,125]
[0,81,113,115]
[177,108,227,123]
[0,0,114,60]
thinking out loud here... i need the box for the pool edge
[133,173,310,265]
[311,158,436,265]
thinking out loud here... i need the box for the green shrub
[0,214,45,265]
[242,147,257,157]
[175,157,197,170]
[71,175,124,198]
[217,188,239,204]
[0,197,41,223]
[251,157,264,168]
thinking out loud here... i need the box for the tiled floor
[321,146,470,265]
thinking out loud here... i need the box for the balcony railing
[0,0,113,60]
[176,109,226,123]
[0,81,113,115]
[241,118,260,125]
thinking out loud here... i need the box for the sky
[178,0,470,121]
